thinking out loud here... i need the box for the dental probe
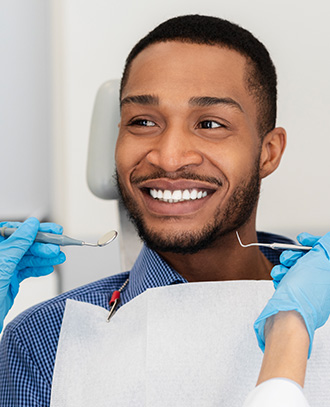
[0,227,117,247]
[236,231,312,251]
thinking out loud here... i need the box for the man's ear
[259,127,287,179]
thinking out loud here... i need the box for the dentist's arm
[255,232,330,358]
[257,311,309,387]
[243,312,310,407]
[244,232,330,406]
[0,217,66,332]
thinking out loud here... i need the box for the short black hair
[120,14,277,137]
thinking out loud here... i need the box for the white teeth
[149,188,208,203]
[150,189,157,198]
[190,190,197,200]
[172,190,182,201]
[182,190,190,200]
[163,190,171,201]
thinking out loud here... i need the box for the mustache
[130,170,223,187]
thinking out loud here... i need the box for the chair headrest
[86,79,120,199]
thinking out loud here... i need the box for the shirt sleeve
[243,378,310,407]
[0,325,51,406]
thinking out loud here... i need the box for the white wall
[0,0,59,330]
[0,0,51,220]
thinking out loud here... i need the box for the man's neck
[158,227,273,282]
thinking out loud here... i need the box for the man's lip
[136,178,219,192]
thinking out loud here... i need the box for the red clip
[109,290,120,305]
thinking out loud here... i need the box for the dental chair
[87,80,142,270]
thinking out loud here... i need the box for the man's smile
[134,178,219,216]
[149,188,208,203]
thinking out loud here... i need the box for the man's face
[116,42,263,254]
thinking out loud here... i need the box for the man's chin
[134,224,223,255]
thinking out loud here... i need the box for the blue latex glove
[254,232,330,357]
[272,233,322,288]
[0,217,66,332]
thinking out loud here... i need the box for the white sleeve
[242,378,310,407]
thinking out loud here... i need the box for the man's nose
[145,125,203,172]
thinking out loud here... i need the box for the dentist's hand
[255,232,330,357]
[272,233,322,289]
[0,217,66,332]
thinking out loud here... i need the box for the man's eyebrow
[120,94,159,108]
[189,96,243,112]
[120,94,243,112]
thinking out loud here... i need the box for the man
[1,14,329,406]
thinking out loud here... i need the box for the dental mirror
[0,227,118,247]
[93,230,118,247]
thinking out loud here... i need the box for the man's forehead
[121,42,251,111]
[129,40,246,62]
[122,42,248,94]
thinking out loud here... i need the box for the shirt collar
[121,245,187,306]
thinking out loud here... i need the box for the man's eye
[129,119,156,127]
[198,120,223,129]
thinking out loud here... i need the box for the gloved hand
[272,233,322,288]
[0,217,66,332]
[254,232,330,357]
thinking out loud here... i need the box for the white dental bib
[50,281,330,406]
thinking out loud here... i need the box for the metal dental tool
[0,227,118,247]
[236,231,312,251]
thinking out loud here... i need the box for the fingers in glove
[29,242,61,258]
[39,222,63,235]
[17,266,55,283]
[0,221,22,243]
[0,218,40,265]
[27,220,64,258]
[280,250,304,267]
[271,264,289,289]
[297,232,321,247]
[17,252,66,271]
[0,221,23,228]
[314,232,330,257]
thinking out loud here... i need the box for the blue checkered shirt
[0,232,293,406]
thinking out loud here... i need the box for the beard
[115,160,261,255]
